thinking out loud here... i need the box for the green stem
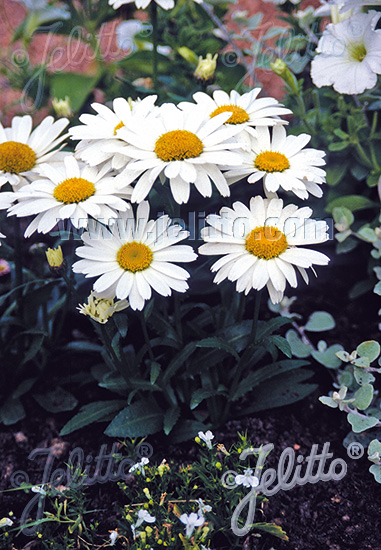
[354,141,373,168]
[370,112,378,139]
[151,1,158,91]
[249,290,262,344]
[139,311,155,363]
[13,217,23,320]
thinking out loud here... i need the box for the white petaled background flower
[223,126,326,200]
[199,196,330,304]
[109,0,174,10]
[235,468,260,488]
[6,156,131,238]
[73,201,197,311]
[116,20,144,52]
[179,89,292,144]
[115,103,243,205]
[179,513,205,538]
[198,430,214,449]
[69,96,158,169]
[311,11,381,95]
[0,115,69,191]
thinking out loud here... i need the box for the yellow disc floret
[0,141,36,174]
[254,151,290,173]
[210,104,249,125]
[114,121,125,135]
[117,241,153,272]
[53,177,96,204]
[348,42,367,62]
[245,226,288,260]
[154,130,204,161]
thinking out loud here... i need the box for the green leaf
[312,344,344,369]
[367,172,381,187]
[255,317,291,341]
[326,195,376,213]
[253,522,288,541]
[328,141,349,152]
[347,413,379,433]
[169,419,209,444]
[332,206,354,227]
[369,464,381,483]
[12,377,37,399]
[326,162,348,186]
[113,313,128,338]
[104,400,163,437]
[163,406,180,436]
[34,387,78,413]
[368,439,381,460]
[98,373,128,394]
[22,333,45,364]
[354,384,374,410]
[150,362,161,385]
[65,341,103,353]
[319,396,338,408]
[357,341,380,363]
[195,337,239,361]
[60,400,126,436]
[190,388,220,410]
[117,50,172,76]
[305,311,335,332]
[162,343,196,383]
[49,72,101,112]
[357,227,377,242]
[353,367,375,385]
[286,330,313,358]
[0,398,25,425]
[269,335,292,358]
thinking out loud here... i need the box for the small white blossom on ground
[179,512,205,538]
[198,430,214,449]
[235,468,260,488]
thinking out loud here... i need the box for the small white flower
[116,20,144,52]
[31,485,46,495]
[0,517,13,528]
[179,512,205,538]
[129,457,149,474]
[109,529,119,545]
[198,430,214,449]
[235,468,259,488]
[109,0,175,10]
[197,499,212,514]
[311,11,381,95]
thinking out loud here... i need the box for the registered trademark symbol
[347,442,364,459]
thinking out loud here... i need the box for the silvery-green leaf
[285,330,313,358]
[352,357,371,368]
[336,350,351,362]
[374,282,381,296]
[338,371,353,387]
[368,439,381,463]
[319,396,338,408]
[353,367,375,385]
[369,464,381,483]
[317,340,327,352]
[304,311,335,332]
[354,384,374,410]
[347,413,379,433]
[356,227,377,242]
[336,230,352,243]
[312,344,344,369]
[332,206,354,228]
[357,341,380,363]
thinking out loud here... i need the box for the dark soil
[1,387,381,550]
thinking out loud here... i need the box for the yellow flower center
[117,241,153,272]
[245,226,288,260]
[0,141,36,174]
[53,177,96,204]
[254,151,290,173]
[114,121,125,135]
[154,130,204,162]
[348,42,367,62]
[210,104,249,125]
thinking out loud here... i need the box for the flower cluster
[0,85,330,309]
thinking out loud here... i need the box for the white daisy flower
[179,512,205,538]
[115,103,243,204]
[7,156,131,238]
[198,430,214,449]
[199,196,330,304]
[235,468,259,488]
[109,0,174,10]
[179,89,291,145]
[70,96,158,169]
[72,201,197,311]
[223,126,326,200]
[0,115,69,191]
[311,11,381,95]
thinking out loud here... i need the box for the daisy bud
[46,246,65,272]
[52,96,73,118]
[194,53,218,83]
[270,58,299,94]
